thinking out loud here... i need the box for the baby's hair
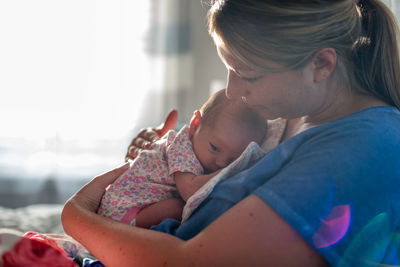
[199,89,267,144]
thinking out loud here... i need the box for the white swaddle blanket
[182,141,266,222]
[182,118,287,222]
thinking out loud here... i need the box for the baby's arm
[174,170,220,201]
[135,171,219,227]
[135,197,185,228]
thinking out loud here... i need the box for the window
[0,1,153,205]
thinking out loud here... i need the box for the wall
[178,1,227,123]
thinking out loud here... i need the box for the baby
[98,89,267,228]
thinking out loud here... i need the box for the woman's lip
[241,97,259,109]
[241,97,268,115]
[242,98,259,109]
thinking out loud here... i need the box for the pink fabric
[98,125,203,222]
[120,206,142,225]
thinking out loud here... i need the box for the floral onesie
[98,125,203,224]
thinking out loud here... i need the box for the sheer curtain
[0,0,187,206]
[138,0,194,129]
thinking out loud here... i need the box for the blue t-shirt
[152,106,400,267]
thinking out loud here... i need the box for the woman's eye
[209,143,219,152]
[241,76,261,83]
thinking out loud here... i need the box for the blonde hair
[207,0,400,109]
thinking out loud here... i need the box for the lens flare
[312,205,351,249]
[339,213,399,266]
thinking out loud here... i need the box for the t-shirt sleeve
[166,127,203,176]
[254,142,337,239]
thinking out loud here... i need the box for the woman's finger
[69,163,130,212]
[126,147,139,161]
[133,135,154,148]
[125,135,153,161]
[155,109,178,137]
[125,110,178,161]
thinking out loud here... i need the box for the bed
[0,204,64,234]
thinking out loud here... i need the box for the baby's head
[189,89,267,173]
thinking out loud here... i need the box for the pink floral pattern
[98,125,203,222]
[99,119,287,223]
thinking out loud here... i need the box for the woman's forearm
[62,191,328,267]
[61,165,325,267]
[61,164,194,267]
[62,200,189,267]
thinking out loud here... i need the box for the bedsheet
[0,204,64,234]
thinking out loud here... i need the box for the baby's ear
[189,110,202,137]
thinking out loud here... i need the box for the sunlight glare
[0,0,152,178]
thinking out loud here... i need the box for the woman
[62,0,400,266]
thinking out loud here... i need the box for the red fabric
[2,232,76,267]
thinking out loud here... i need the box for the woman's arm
[61,165,188,266]
[174,170,220,201]
[185,194,329,267]
[62,166,328,267]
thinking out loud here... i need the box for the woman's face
[217,47,328,120]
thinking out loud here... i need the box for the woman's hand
[65,164,130,213]
[125,109,178,161]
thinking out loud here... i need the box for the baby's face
[191,116,255,173]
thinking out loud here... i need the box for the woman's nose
[225,70,248,100]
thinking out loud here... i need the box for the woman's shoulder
[261,106,400,154]
[299,106,400,145]
[257,105,400,185]
[327,106,400,130]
